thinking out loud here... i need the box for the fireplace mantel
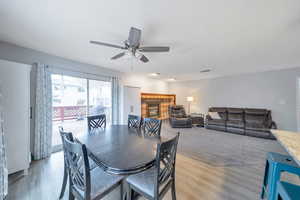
[141,93,176,120]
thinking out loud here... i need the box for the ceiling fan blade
[111,52,126,60]
[140,54,149,63]
[90,41,126,49]
[128,27,141,47]
[138,46,170,52]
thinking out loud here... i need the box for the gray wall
[169,68,300,131]
[0,41,121,77]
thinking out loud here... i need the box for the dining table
[76,124,161,175]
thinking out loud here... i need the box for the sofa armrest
[206,114,212,120]
[270,121,277,129]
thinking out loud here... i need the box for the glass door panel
[51,74,87,152]
[88,80,112,125]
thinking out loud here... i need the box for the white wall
[122,73,169,93]
[169,67,300,131]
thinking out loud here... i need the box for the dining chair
[142,118,162,137]
[260,152,300,200]
[126,132,180,200]
[276,181,300,200]
[62,133,124,200]
[128,115,142,129]
[58,126,74,200]
[87,114,106,131]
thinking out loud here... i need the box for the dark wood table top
[76,125,161,175]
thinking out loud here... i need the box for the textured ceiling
[0,0,300,81]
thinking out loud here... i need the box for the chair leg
[268,165,281,200]
[68,178,75,200]
[128,188,133,200]
[59,166,68,199]
[261,160,269,199]
[276,186,283,200]
[120,182,123,200]
[125,183,132,200]
[68,191,75,200]
[171,180,177,200]
[276,190,280,200]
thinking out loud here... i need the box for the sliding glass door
[51,74,112,152]
[89,80,112,124]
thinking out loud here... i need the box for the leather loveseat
[169,105,192,128]
[206,107,277,139]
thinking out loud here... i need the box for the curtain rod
[39,63,120,79]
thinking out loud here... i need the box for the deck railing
[53,106,88,121]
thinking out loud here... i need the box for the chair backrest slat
[62,133,91,200]
[128,115,142,129]
[87,114,106,131]
[154,133,180,197]
[142,118,162,137]
[59,127,74,169]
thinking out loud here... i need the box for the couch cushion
[245,114,266,123]
[208,112,222,119]
[170,117,191,125]
[172,113,185,118]
[245,122,268,132]
[244,108,268,115]
[228,113,244,121]
[245,109,268,123]
[170,105,186,118]
[208,107,227,113]
[208,108,227,120]
[227,108,244,121]
[207,119,226,126]
[245,129,272,138]
[227,108,244,114]
[227,120,245,128]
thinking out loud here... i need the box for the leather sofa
[206,107,277,139]
[169,105,192,128]
[205,107,227,131]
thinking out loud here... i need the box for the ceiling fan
[90,27,170,63]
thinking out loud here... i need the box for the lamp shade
[187,96,194,102]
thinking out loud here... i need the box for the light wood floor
[8,127,300,200]
[8,152,265,200]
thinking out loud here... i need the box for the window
[51,74,112,152]
[89,79,112,124]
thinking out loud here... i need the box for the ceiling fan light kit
[90,27,170,63]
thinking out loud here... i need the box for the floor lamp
[186,96,194,114]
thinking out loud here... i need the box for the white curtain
[33,63,53,160]
[111,76,121,125]
[0,88,7,200]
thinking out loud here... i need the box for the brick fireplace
[141,93,176,120]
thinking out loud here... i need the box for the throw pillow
[208,112,222,119]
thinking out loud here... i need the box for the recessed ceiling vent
[200,68,212,73]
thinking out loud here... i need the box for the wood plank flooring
[7,127,300,200]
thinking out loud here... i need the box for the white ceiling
[1,0,300,81]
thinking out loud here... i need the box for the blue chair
[261,152,300,200]
[276,181,300,200]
